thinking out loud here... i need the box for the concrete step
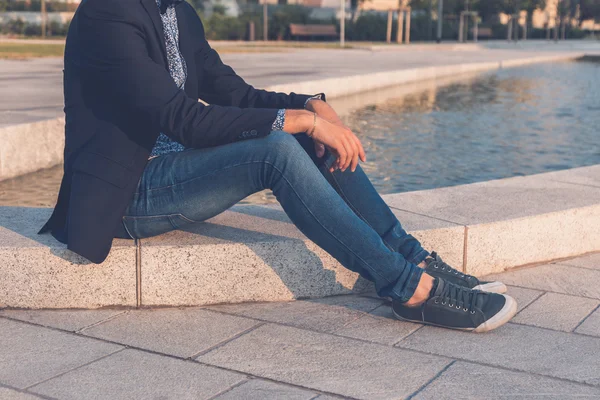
[1,165,599,309]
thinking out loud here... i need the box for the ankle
[404,273,435,307]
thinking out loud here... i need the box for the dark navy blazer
[38,0,314,264]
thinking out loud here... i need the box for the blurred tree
[579,0,600,22]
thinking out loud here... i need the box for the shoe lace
[434,281,480,314]
[428,253,472,280]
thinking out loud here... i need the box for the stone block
[81,309,260,358]
[29,349,244,400]
[503,285,543,312]
[0,318,122,389]
[0,207,137,308]
[0,118,64,181]
[559,252,600,270]
[139,206,370,307]
[0,387,43,400]
[215,379,316,400]
[198,323,450,400]
[575,307,600,337]
[0,310,126,332]
[465,204,600,276]
[206,295,383,334]
[399,323,600,386]
[414,361,600,399]
[486,263,600,300]
[513,293,599,332]
[333,303,421,345]
[383,174,600,226]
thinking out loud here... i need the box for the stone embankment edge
[0,52,584,182]
[1,165,599,309]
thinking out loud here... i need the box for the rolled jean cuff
[411,249,430,266]
[396,264,424,303]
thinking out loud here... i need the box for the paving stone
[81,309,260,358]
[576,307,600,337]
[504,285,543,312]
[30,349,244,400]
[487,263,600,300]
[199,323,450,400]
[0,387,44,400]
[558,253,600,270]
[215,379,316,400]
[206,295,383,334]
[333,303,421,345]
[414,361,600,399]
[399,323,600,386]
[513,293,599,332]
[0,310,126,332]
[0,318,122,389]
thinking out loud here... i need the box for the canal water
[1,60,598,207]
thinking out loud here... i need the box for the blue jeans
[115,131,429,302]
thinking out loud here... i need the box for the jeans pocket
[122,214,196,239]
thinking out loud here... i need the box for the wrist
[283,109,314,134]
[305,99,325,112]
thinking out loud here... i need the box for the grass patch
[0,42,65,59]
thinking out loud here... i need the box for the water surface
[1,60,598,207]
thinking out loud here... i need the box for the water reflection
[1,61,599,207]
[347,61,600,195]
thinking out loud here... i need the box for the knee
[264,130,306,160]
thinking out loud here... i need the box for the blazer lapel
[140,0,169,67]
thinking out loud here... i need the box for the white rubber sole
[473,294,518,333]
[473,281,507,294]
[392,294,518,333]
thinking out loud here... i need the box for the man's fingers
[353,135,367,163]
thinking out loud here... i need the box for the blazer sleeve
[76,0,278,149]
[189,7,313,109]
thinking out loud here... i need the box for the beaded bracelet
[308,112,317,138]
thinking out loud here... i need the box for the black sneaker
[424,252,507,294]
[392,278,517,333]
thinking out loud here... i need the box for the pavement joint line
[75,310,129,334]
[204,378,250,400]
[512,290,547,317]
[331,299,387,331]
[4,302,600,393]
[572,303,600,333]
[497,277,600,302]
[392,325,426,347]
[24,347,127,392]
[405,360,456,400]
[0,315,353,398]
[387,205,465,227]
[393,335,600,389]
[506,319,600,340]
[549,179,600,191]
[0,382,53,400]
[188,320,266,360]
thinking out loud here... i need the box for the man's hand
[306,99,346,159]
[310,116,366,173]
[282,109,366,173]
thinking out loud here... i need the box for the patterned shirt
[150,0,321,159]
